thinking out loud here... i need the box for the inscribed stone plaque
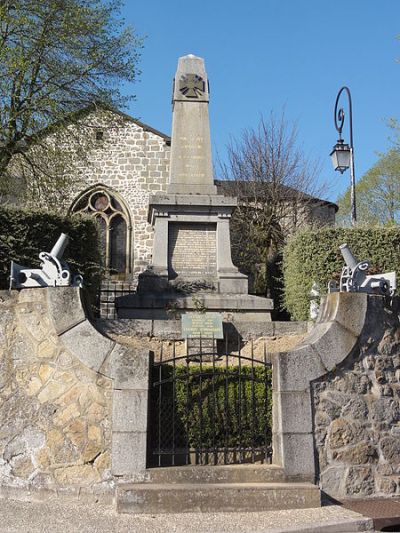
[182,313,223,339]
[168,222,217,279]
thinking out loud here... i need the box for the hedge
[0,205,102,300]
[282,227,400,321]
[152,365,272,452]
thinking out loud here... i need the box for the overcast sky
[121,0,400,202]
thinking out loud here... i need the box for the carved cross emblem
[179,74,205,98]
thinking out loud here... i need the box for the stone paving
[0,499,375,533]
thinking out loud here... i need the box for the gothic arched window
[70,187,132,279]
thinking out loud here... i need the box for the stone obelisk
[168,55,217,195]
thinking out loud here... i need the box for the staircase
[116,465,321,514]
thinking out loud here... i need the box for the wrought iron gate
[148,337,272,467]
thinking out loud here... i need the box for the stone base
[96,318,309,341]
[115,292,273,321]
[218,271,248,294]
[116,479,321,514]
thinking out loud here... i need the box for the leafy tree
[0,0,142,198]
[336,149,400,226]
[218,112,326,310]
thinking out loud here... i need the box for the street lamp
[330,86,357,225]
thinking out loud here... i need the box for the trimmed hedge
[282,227,400,320]
[153,365,272,451]
[0,205,102,298]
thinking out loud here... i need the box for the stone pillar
[151,212,169,277]
[216,215,236,272]
[217,214,248,293]
[107,345,150,477]
[272,292,367,482]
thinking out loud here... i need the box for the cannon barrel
[50,233,69,259]
[339,243,358,270]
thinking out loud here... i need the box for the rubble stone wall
[0,287,150,500]
[313,297,400,498]
[0,289,113,497]
[68,109,170,276]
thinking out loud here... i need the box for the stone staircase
[116,465,321,514]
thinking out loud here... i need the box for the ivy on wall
[282,227,400,320]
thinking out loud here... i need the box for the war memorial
[0,55,398,529]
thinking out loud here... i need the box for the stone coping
[96,318,309,340]
[116,292,273,311]
[149,193,237,207]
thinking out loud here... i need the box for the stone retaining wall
[313,297,400,498]
[0,290,113,496]
[2,287,399,502]
[273,293,400,500]
[0,288,150,500]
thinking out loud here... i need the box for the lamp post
[330,86,357,226]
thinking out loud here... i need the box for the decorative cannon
[10,233,83,289]
[328,243,396,296]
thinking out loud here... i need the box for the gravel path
[0,499,374,533]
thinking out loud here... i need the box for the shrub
[0,205,102,301]
[282,226,400,320]
[152,365,272,452]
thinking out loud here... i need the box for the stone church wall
[312,297,400,498]
[68,109,170,276]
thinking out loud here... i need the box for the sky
[120,0,400,203]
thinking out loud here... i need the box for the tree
[0,0,142,197]
[336,149,400,226]
[218,112,326,307]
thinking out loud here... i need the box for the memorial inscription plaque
[181,312,223,339]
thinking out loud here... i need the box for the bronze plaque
[182,312,223,339]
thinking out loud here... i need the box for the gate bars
[148,335,273,467]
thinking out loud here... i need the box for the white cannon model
[10,233,83,289]
[328,243,396,296]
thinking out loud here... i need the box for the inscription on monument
[168,223,217,279]
[182,312,223,339]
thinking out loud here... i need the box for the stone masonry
[313,296,400,498]
[273,292,400,501]
[0,290,112,495]
[68,107,171,277]
[0,287,151,500]
[168,223,217,280]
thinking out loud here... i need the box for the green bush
[282,227,400,320]
[0,205,102,300]
[153,365,272,451]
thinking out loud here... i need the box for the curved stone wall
[272,292,367,483]
[273,292,400,499]
[0,289,112,497]
[313,296,400,498]
[0,287,149,500]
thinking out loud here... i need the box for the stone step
[138,464,286,484]
[116,482,321,514]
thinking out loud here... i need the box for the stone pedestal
[148,193,248,294]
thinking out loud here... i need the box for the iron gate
[148,337,272,467]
